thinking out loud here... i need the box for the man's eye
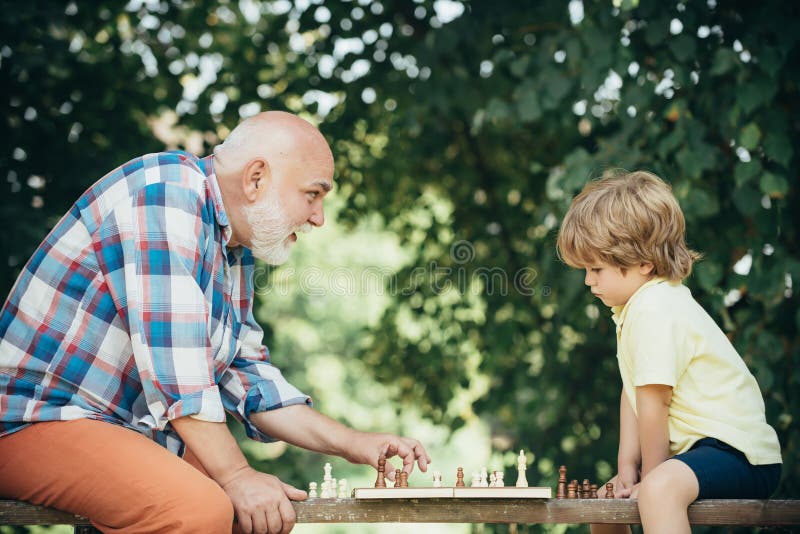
[308,191,319,199]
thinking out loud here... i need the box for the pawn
[581,479,590,499]
[308,481,318,498]
[605,482,615,499]
[471,472,481,487]
[399,471,409,488]
[567,481,577,499]
[433,471,442,487]
[480,467,489,487]
[338,479,348,499]
[375,455,387,488]
[456,467,466,487]
[394,469,402,487]
[495,472,505,487]
[590,484,598,499]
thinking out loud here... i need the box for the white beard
[243,184,311,265]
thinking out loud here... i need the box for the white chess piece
[321,463,333,498]
[338,479,348,499]
[433,471,442,487]
[516,450,528,487]
[489,472,496,487]
[495,472,505,487]
[480,467,489,487]
[308,481,318,498]
[471,472,481,487]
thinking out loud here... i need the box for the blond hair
[556,171,700,281]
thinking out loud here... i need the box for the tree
[2,2,798,529]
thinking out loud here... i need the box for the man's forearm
[251,404,357,459]
[171,416,250,486]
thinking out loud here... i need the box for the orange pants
[0,419,234,533]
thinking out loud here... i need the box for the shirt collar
[196,155,233,247]
[611,276,669,328]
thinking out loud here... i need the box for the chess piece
[394,469,402,487]
[471,472,480,487]
[321,462,333,498]
[582,479,590,499]
[489,472,496,487]
[567,481,577,499]
[456,467,465,487]
[605,482,614,499]
[338,479,348,499]
[495,472,505,487]
[556,465,567,499]
[375,455,387,488]
[308,481,318,498]
[433,471,442,487]
[480,467,489,487]
[399,471,409,488]
[590,484,598,499]
[515,450,528,487]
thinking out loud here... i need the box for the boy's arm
[617,388,641,490]
[636,384,673,477]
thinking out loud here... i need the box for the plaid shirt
[0,151,310,454]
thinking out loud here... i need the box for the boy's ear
[639,263,655,275]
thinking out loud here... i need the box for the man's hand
[341,431,431,481]
[252,406,432,481]
[219,466,306,534]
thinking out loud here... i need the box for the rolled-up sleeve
[114,179,225,431]
[219,304,311,442]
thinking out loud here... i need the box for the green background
[1,1,798,532]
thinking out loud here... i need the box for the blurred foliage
[1,0,798,532]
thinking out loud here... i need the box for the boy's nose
[584,270,594,286]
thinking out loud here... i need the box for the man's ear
[640,263,655,275]
[242,157,271,202]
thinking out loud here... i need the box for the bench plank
[2,498,799,527]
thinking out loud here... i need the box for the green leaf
[760,172,789,198]
[657,128,685,159]
[739,123,762,150]
[517,92,542,122]
[669,35,696,62]
[732,184,761,217]
[510,56,530,78]
[710,48,738,76]
[694,260,723,291]
[763,133,793,167]
[737,77,778,115]
[733,160,762,187]
[644,18,669,46]
[675,147,702,179]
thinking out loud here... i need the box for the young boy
[556,171,782,534]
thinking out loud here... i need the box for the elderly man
[0,111,429,533]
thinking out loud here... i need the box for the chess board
[352,486,552,499]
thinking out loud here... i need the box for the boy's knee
[638,460,697,507]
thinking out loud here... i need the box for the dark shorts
[672,437,781,499]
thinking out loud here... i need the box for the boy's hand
[615,481,641,499]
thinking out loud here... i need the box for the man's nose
[309,206,324,227]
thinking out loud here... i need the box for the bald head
[214,111,334,176]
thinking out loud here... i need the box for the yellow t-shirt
[611,278,782,465]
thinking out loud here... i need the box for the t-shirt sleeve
[625,306,690,388]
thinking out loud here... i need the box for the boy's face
[583,262,654,307]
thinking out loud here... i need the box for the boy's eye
[591,268,602,273]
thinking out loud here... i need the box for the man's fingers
[282,482,308,501]
[236,510,253,534]
[265,506,282,534]
[277,498,297,534]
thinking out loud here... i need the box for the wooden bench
[2,498,799,531]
